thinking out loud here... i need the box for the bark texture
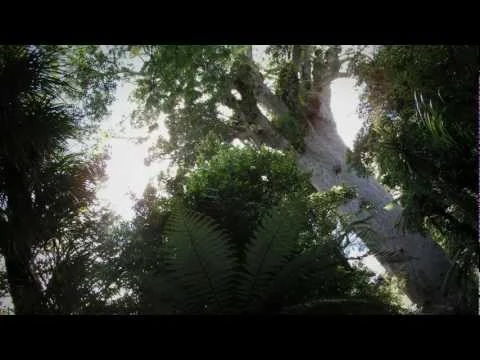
[227,49,466,313]
[297,85,461,312]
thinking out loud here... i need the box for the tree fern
[152,199,399,314]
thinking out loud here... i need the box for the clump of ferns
[151,198,393,314]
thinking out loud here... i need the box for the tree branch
[346,253,371,261]
[118,67,144,77]
[292,45,303,71]
[221,91,241,111]
[246,46,253,60]
[336,72,351,78]
[236,96,290,150]
[338,57,352,66]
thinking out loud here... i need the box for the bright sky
[331,78,364,148]
[95,81,169,220]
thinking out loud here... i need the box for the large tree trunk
[230,53,468,313]
[296,84,464,313]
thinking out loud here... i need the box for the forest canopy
[0,45,477,315]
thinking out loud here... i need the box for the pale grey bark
[227,50,464,313]
[297,85,460,312]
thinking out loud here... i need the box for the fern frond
[140,275,182,314]
[239,199,306,308]
[260,248,320,308]
[163,204,237,313]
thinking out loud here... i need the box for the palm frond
[0,46,78,170]
[414,91,455,148]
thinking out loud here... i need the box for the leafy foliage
[46,45,124,126]
[271,112,306,152]
[115,144,403,314]
[182,145,313,256]
[129,46,238,167]
[5,44,471,314]
[0,45,120,314]
[123,45,344,167]
[151,200,400,314]
[349,45,479,312]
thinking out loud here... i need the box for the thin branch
[118,68,144,77]
[109,135,149,142]
[256,81,290,116]
[221,92,240,111]
[338,57,352,66]
[346,253,371,261]
[292,45,303,71]
[336,72,351,78]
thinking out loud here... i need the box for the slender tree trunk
[4,251,47,314]
[1,164,48,314]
